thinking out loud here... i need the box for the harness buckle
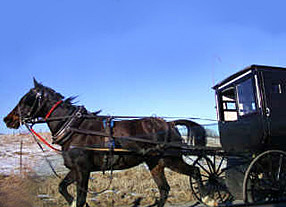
[76,111,82,118]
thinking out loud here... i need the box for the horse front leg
[75,171,90,207]
[59,169,76,205]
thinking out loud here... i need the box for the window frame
[219,86,238,122]
[236,77,258,117]
[217,75,259,122]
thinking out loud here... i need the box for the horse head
[4,78,64,129]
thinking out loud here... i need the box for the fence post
[20,139,23,176]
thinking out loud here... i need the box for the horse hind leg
[146,160,170,207]
[59,170,76,205]
[163,157,215,205]
[163,157,201,177]
[164,157,207,190]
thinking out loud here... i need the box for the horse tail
[172,119,206,147]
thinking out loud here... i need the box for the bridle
[26,91,43,118]
[17,88,100,150]
[17,89,64,152]
[18,88,90,147]
[19,90,45,124]
[19,89,63,125]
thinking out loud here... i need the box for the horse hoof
[202,196,218,207]
[70,200,77,207]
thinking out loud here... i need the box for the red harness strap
[30,127,61,152]
[29,100,63,152]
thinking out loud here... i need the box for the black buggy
[189,65,286,206]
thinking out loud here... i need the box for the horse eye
[22,94,36,106]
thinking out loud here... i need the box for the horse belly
[101,155,146,171]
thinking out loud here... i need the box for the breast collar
[52,106,87,145]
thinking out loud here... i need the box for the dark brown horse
[4,79,206,207]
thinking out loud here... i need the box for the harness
[21,95,117,188]
[21,92,212,156]
[23,98,106,151]
[22,96,87,150]
[51,106,86,145]
[22,95,64,152]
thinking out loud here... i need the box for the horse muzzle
[3,113,21,129]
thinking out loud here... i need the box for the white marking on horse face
[70,200,77,207]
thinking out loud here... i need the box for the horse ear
[33,77,40,88]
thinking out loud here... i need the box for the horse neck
[45,101,76,135]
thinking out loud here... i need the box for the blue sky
[1,0,286,133]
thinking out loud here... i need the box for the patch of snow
[0,134,68,176]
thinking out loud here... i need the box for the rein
[24,96,215,153]
[25,100,63,152]
[28,126,61,152]
[24,123,61,178]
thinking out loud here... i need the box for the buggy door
[218,75,264,151]
[263,70,286,145]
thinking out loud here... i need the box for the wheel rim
[190,155,233,206]
[243,150,286,203]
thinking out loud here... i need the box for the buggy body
[213,65,286,152]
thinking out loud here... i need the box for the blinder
[19,89,48,124]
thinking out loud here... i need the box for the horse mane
[36,82,78,106]
[64,96,78,105]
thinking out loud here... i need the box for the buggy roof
[212,64,286,90]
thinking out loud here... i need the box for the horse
[4,79,207,207]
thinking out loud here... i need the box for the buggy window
[237,78,257,116]
[220,88,238,121]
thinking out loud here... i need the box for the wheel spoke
[201,174,209,178]
[217,190,224,201]
[206,158,215,174]
[216,156,225,174]
[195,160,211,176]
[191,179,208,185]
[217,169,226,177]
[277,154,284,181]
[216,175,226,180]
[190,155,233,205]
[213,154,216,170]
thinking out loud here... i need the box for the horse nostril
[4,114,18,123]
[3,114,20,129]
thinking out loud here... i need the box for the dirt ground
[0,170,198,207]
[0,134,197,207]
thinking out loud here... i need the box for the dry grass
[0,174,36,207]
[0,165,195,207]
[34,165,195,207]
[0,133,195,206]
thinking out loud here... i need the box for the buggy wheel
[190,155,233,206]
[243,150,286,203]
